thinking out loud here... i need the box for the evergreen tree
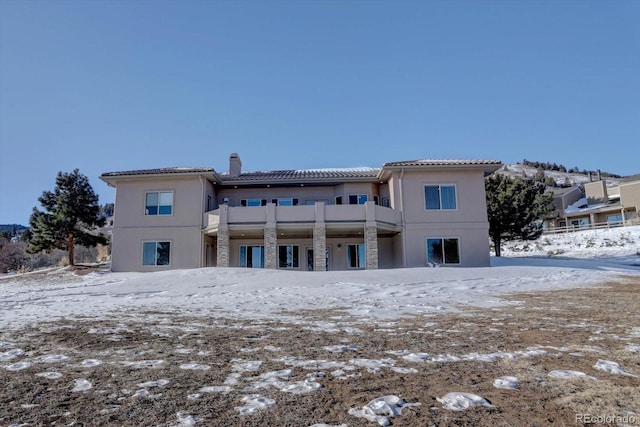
[485,173,554,257]
[28,169,108,266]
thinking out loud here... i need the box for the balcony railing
[203,202,401,231]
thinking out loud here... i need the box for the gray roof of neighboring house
[621,173,640,183]
[220,168,380,182]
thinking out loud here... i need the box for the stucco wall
[110,176,206,271]
[111,226,203,272]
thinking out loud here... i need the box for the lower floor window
[427,238,460,265]
[347,243,365,269]
[240,245,264,268]
[571,218,589,228]
[278,245,299,268]
[607,213,624,224]
[143,241,171,266]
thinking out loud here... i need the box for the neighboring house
[563,175,640,228]
[543,186,584,229]
[100,154,501,272]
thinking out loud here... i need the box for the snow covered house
[562,175,640,229]
[100,154,501,272]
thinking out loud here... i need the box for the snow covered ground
[1,226,639,331]
[1,226,639,426]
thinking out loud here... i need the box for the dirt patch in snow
[1,278,639,426]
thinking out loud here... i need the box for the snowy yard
[1,227,639,426]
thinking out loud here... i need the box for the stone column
[217,226,230,267]
[313,201,327,271]
[216,204,230,267]
[364,201,378,269]
[264,203,277,269]
[264,224,277,269]
[313,224,326,271]
[365,223,378,270]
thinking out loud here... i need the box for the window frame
[142,241,171,266]
[241,199,267,207]
[348,194,368,205]
[239,245,265,268]
[424,184,457,211]
[145,191,174,216]
[277,244,300,269]
[346,243,366,269]
[426,237,460,265]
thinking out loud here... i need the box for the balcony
[203,202,402,236]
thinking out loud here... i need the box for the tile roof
[101,167,216,178]
[220,167,380,182]
[382,159,502,167]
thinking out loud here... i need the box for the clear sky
[1,0,639,226]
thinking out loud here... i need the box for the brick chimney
[229,153,242,178]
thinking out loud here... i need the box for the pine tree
[28,169,108,266]
[485,173,554,257]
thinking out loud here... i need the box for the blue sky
[1,0,639,226]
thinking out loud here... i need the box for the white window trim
[144,190,174,216]
[424,184,458,211]
[141,240,172,267]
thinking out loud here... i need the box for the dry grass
[1,278,639,426]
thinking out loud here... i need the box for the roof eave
[100,170,222,186]
[378,162,502,179]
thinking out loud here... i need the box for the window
[142,241,171,266]
[305,199,329,206]
[571,218,589,228]
[347,244,365,269]
[382,197,390,208]
[145,191,173,215]
[348,194,368,205]
[240,245,264,268]
[207,195,212,211]
[271,198,299,206]
[427,238,460,265]
[278,245,299,268]
[335,196,343,205]
[425,185,456,210]
[241,199,267,207]
[607,214,624,225]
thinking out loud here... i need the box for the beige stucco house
[100,154,501,272]
[562,175,640,228]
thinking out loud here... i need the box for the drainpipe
[399,168,407,268]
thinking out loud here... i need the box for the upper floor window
[425,185,456,210]
[145,191,173,215]
[142,241,171,266]
[348,194,368,205]
[241,199,267,207]
[271,198,299,206]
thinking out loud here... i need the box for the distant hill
[496,164,622,189]
[0,224,28,236]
